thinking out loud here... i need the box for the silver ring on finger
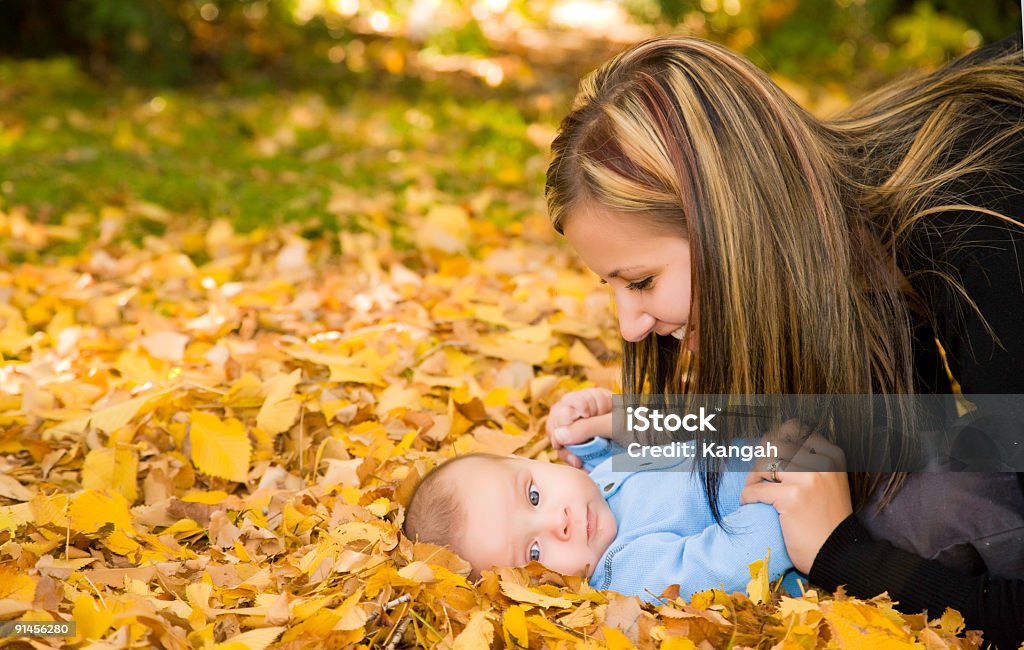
[767,460,782,483]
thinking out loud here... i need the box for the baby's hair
[402,453,504,552]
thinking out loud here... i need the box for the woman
[544,34,1024,648]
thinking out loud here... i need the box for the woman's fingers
[746,437,845,489]
[787,443,841,472]
[797,432,846,469]
[755,428,847,476]
[739,477,796,506]
[741,470,853,573]
[743,461,813,494]
[746,458,814,486]
[761,419,810,463]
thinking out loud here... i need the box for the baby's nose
[549,506,570,541]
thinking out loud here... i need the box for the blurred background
[3,0,1017,87]
[0,0,1020,248]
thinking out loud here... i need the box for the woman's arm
[739,465,851,573]
[743,469,1024,649]
[811,514,1024,650]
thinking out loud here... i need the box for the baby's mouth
[586,505,593,542]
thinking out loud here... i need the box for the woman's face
[563,207,696,351]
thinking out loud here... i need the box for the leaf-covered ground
[0,61,983,649]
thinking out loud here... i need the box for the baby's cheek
[549,549,586,577]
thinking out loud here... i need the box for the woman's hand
[740,429,852,573]
[546,388,614,468]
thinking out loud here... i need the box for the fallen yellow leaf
[69,489,134,534]
[81,447,139,502]
[256,369,302,435]
[453,610,494,650]
[503,604,529,648]
[213,626,286,650]
[189,411,252,483]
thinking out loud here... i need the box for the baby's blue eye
[529,543,541,562]
[528,484,540,506]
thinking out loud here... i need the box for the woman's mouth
[670,325,687,339]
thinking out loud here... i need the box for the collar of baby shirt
[585,442,695,500]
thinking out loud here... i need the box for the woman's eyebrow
[608,265,646,279]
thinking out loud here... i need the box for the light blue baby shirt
[566,437,800,602]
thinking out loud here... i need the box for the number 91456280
[0,621,76,637]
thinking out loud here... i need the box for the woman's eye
[626,277,653,292]
[529,543,541,562]
[528,484,540,506]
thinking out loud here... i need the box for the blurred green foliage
[640,0,1018,86]
[0,0,1020,249]
[0,54,553,258]
[0,0,1019,88]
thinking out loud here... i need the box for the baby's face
[450,456,617,577]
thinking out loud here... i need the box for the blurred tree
[0,0,81,59]
[628,0,1018,88]
[0,0,330,85]
[0,0,1019,87]
[898,0,1020,42]
[0,0,192,83]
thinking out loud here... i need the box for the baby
[403,389,797,601]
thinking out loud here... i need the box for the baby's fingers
[546,388,614,434]
[557,447,584,469]
[547,400,583,433]
[579,388,614,418]
[551,412,613,448]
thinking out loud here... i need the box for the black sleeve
[810,515,1024,649]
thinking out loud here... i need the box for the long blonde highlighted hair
[546,36,1024,511]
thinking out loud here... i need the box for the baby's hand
[546,388,614,468]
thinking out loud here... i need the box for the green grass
[0,56,561,255]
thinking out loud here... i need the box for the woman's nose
[617,306,656,342]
